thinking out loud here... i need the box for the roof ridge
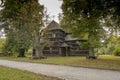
[47,20,64,32]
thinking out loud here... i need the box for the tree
[0,0,33,57]
[60,0,120,58]
[61,0,107,58]
[0,0,49,58]
[18,1,50,59]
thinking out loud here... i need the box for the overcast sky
[39,0,62,23]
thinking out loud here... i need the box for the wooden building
[43,20,89,56]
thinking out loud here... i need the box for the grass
[0,55,120,71]
[0,66,62,80]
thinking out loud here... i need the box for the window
[52,34,56,38]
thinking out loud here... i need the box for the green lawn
[0,66,61,80]
[0,55,120,71]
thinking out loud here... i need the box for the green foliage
[61,0,109,56]
[98,35,120,55]
[61,0,107,44]
[2,33,17,55]
[0,38,5,50]
[61,0,120,57]
[0,0,46,57]
[78,42,89,49]
[0,0,36,56]
[113,46,120,56]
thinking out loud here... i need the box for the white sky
[39,0,62,23]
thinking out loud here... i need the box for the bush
[113,46,120,56]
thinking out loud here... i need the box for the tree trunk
[32,32,48,59]
[32,47,44,59]
[87,33,96,59]
[35,47,43,58]
[89,45,94,56]
[87,45,97,59]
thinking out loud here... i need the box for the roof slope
[47,20,63,31]
[65,34,79,41]
[65,34,87,42]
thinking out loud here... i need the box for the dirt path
[0,60,120,80]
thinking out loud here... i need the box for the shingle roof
[61,42,69,47]
[47,20,87,42]
[47,20,64,31]
[65,34,79,41]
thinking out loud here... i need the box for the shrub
[113,46,120,56]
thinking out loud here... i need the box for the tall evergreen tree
[0,0,34,57]
[1,0,49,58]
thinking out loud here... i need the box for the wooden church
[43,20,89,56]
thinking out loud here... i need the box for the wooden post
[66,47,68,56]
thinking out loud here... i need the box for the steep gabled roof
[47,20,64,31]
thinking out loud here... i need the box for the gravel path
[0,60,120,80]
